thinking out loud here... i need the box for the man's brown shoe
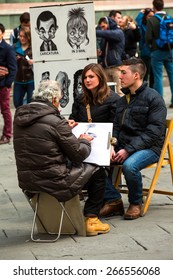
[0,136,10,145]
[99,199,124,217]
[124,204,141,220]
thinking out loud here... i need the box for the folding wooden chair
[113,118,173,216]
[24,191,86,242]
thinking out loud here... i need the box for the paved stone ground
[0,86,173,260]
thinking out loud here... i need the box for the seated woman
[13,80,110,237]
[69,63,124,217]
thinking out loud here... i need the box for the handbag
[86,104,92,123]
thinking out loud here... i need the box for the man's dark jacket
[113,82,167,156]
[0,39,17,87]
[96,17,125,67]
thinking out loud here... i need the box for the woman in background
[119,15,141,58]
[13,27,34,108]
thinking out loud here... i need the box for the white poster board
[33,58,97,116]
[72,123,113,166]
[30,2,96,62]
[30,1,97,117]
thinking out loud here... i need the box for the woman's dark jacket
[69,90,120,122]
[113,82,167,156]
[96,17,125,67]
[14,41,33,82]
[13,101,98,202]
[123,26,141,57]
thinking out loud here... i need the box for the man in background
[145,0,173,108]
[10,12,30,45]
[0,23,17,144]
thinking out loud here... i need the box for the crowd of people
[0,0,171,237]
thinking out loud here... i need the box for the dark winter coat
[13,100,98,202]
[96,17,125,67]
[69,90,120,122]
[123,26,141,57]
[113,82,167,156]
[0,39,17,87]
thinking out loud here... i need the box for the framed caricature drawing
[33,58,97,117]
[30,2,97,116]
[30,2,97,62]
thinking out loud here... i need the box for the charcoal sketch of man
[35,11,58,52]
[66,7,89,50]
[73,69,83,99]
[55,71,71,108]
[40,71,50,82]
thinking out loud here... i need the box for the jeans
[151,49,173,104]
[13,82,35,108]
[0,86,12,139]
[84,167,106,216]
[122,149,159,205]
[103,175,121,203]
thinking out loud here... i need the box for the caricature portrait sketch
[66,7,89,50]
[55,71,71,108]
[35,10,58,52]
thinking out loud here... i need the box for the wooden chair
[113,119,173,216]
[24,191,86,242]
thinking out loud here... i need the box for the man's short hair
[0,23,5,33]
[109,10,122,17]
[152,0,164,11]
[122,58,146,79]
[20,12,30,24]
[98,17,109,25]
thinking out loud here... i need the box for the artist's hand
[112,149,129,163]
[79,134,93,142]
[68,119,78,128]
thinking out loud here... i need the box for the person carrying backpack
[145,0,173,108]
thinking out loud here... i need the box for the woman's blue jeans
[13,82,35,108]
[122,149,159,205]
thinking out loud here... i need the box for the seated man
[111,58,167,220]
[13,80,110,236]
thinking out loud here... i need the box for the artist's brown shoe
[124,204,142,220]
[0,136,10,145]
[99,199,124,217]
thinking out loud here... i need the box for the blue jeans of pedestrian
[151,49,173,104]
[13,82,35,108]
[122,149,159,205]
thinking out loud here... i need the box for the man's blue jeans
[151,49,173,104]
[104,175,122,203]
[122,149,159,205]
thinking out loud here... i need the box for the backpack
[154,14,173,49]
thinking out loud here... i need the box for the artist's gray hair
[32,80,62,102]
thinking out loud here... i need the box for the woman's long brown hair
[81,63,110,105]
